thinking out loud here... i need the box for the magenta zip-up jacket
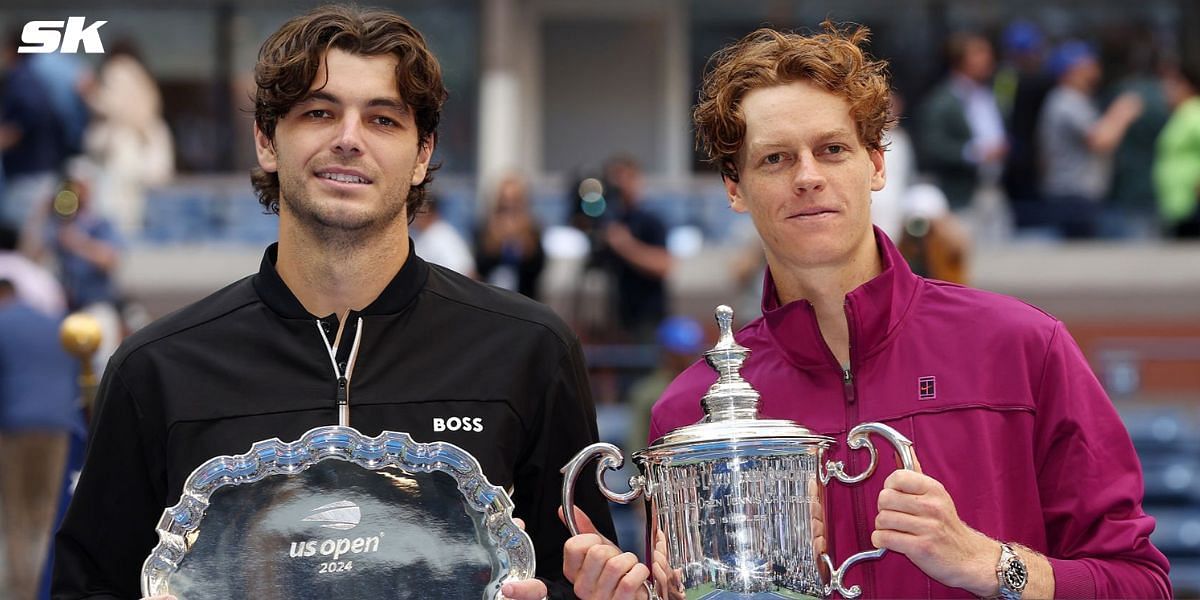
[649,229,1170,598]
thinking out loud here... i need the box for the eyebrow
[817,128,856,141]
[297,91,409,114]
[746,128,857,151]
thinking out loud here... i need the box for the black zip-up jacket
[53,243,615,599]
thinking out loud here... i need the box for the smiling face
[724,80,885,272]
[254,48,432,238]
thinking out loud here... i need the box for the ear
[722,173,750,214]
[410,135,435,186]
[254,123,278,174]
[869,147,886,192]
[721,158,750,213]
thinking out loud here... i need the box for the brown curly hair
[693,22,894,182]
[251,4,447,217]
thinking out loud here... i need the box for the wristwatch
[995,543,1028,600]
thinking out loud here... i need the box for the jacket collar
[759,227,921,368]
[252,240,429,319]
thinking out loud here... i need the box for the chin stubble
[278,170,410,245]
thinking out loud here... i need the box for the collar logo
[918,376,936,400]
[302,500,361,530]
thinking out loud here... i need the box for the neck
[1063,78,1090,94]
[275,215,410,318]
[952,71,983,86]
[768,233,882,366]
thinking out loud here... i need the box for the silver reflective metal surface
[562,306,918,599]
[142,426,534,599]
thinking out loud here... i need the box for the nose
[331,115,364,157]
[793,153,826,193]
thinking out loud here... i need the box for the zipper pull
[336,376,349,426]
[842,367,857,404]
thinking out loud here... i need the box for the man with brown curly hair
[52,6,613,599]
[547,24,1169,600]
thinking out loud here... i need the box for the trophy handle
[820,548,883,599]
[560,442,646,535]
[560,443,659,600]
[820,422,916,485]
[818,422,918,599]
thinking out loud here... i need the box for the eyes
[300,108,400,128]
[758,144,850,168]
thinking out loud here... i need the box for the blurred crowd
[1,12,1200,599]
[901,21,1200,243]
[0,32,170,600]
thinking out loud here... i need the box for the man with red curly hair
[532,24,1170,600]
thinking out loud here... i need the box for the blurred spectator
[0,33,69,231]
[23,160,123,375]
[1154,60,1200,238]
[1037,40,1143,238]
[0,223,65,318]
[603,155,673,341]
[872,92,918,240]
[412,195,476,277]
[475,174,545,298]
[626,316,704,453]
[1106,27,1170,239]
[0,277,80,600]
[29,53,91,157]
[995,21,1053,227]
[918,32,1008,211]
[84,39,174,237]
[558,174,615,338]
[896,183,971,285]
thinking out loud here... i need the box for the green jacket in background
[917,81,977,209]
[1154,97,1200,225]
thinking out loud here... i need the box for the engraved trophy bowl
[562,306,917,599]
[141,426,536,599]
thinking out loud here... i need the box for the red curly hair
[693,22,894,181]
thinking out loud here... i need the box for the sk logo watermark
[18,17,107,54]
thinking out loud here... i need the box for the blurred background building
[1,0,1199,597]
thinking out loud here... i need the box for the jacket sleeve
[52,366,167,600]
[1033,321,1171,598]
[512,335,617,600]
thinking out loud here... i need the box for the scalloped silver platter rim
[140,425,536,598]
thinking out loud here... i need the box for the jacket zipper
[318,314,364,427]
[842,366,856,404]
[842,296,874,595]
[336,376,348,413]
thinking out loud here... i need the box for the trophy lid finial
[701,305,759,422]
[714,305,736,347]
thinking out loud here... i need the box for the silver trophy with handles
[562,305,917,599]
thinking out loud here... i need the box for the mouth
[788,207,839,220]
[314,168,373,186]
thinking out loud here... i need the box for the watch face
[1005,558,1029,590]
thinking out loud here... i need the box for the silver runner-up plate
[141,425,535,599]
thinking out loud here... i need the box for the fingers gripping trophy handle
[560,443,659,600]
[819,422,918,599]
